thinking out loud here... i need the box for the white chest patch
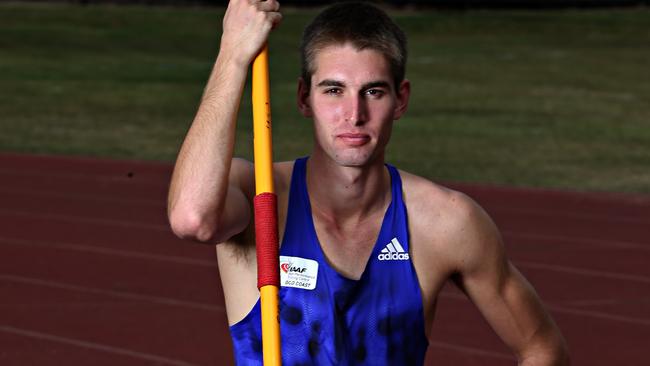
[279,256,319,290]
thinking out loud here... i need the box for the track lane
[2,153,649,365]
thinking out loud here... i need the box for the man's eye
[325,88,342,95]
[365,89,385,98]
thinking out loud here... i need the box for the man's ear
[394,79,411,120]
[297,77,313,118]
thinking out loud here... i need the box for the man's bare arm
[167,0,281,243]
[448,193,570,365]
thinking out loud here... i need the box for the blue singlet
[230,157,428,365]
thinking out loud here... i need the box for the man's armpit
[220,222,256,262]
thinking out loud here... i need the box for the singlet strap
[384,164,410,251]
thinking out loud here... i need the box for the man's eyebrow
[316,79,345,88]
[315,80,391,90]
[361,81,391,90]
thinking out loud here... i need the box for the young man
[168,1,569,365]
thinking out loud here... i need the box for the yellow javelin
[252,45,282,365]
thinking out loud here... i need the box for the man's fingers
[254,0,281,30]
[257,0,280,13]
[269,11,282,30]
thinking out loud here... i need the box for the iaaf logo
[280,262,307,274]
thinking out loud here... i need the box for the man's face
[298,43,410,167]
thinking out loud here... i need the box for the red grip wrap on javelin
[254,192,280,289]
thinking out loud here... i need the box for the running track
[1,153,648,365]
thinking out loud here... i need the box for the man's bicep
[214,158,255,243]
[453,204,559,360]
[461,259,555,356]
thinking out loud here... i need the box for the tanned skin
[168,1,570,364]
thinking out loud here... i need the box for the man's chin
[332,152,375,168]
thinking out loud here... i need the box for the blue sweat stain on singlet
[230,157,429,365]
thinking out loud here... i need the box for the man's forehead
[311,44,392,86]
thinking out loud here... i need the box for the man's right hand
[220,0,282,67]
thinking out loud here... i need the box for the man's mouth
[338,133,370,146]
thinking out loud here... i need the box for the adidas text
[378,252,410,261]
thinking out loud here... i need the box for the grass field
[0,2,648,193]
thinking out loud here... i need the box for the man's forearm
[167,51,248,239]
[520,352,570,366]
[518,334,570,366]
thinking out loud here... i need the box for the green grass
[1,3,649,193]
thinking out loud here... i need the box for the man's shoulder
[398,169,493,248]
[230,158,295,194]
[273,160,296,194]
[398,169,476,219]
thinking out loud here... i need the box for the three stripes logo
[377,238,410,261]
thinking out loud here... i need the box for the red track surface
[1,153,648,365]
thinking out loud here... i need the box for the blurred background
[1,0,649,193]
[1,1,649,365]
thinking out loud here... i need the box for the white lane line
[0,167,169,186]
[490,206,649,224]
[0,237,216,267]
[0,325,200,366]
[0,186,163,206]
[545,305,650,327]
[0,274,225,313]
[565,298,650,307]
[439,293,650,326]
[428,340,514,360]
[503,231,650,251]
[515,261,650,285]
[0,209,168,231]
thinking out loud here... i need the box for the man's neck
[305,151,391,226]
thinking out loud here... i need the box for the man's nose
[347,95,368,125]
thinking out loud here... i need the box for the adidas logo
[377,238,410,261]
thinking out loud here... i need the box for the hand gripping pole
[252,45,282,366]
